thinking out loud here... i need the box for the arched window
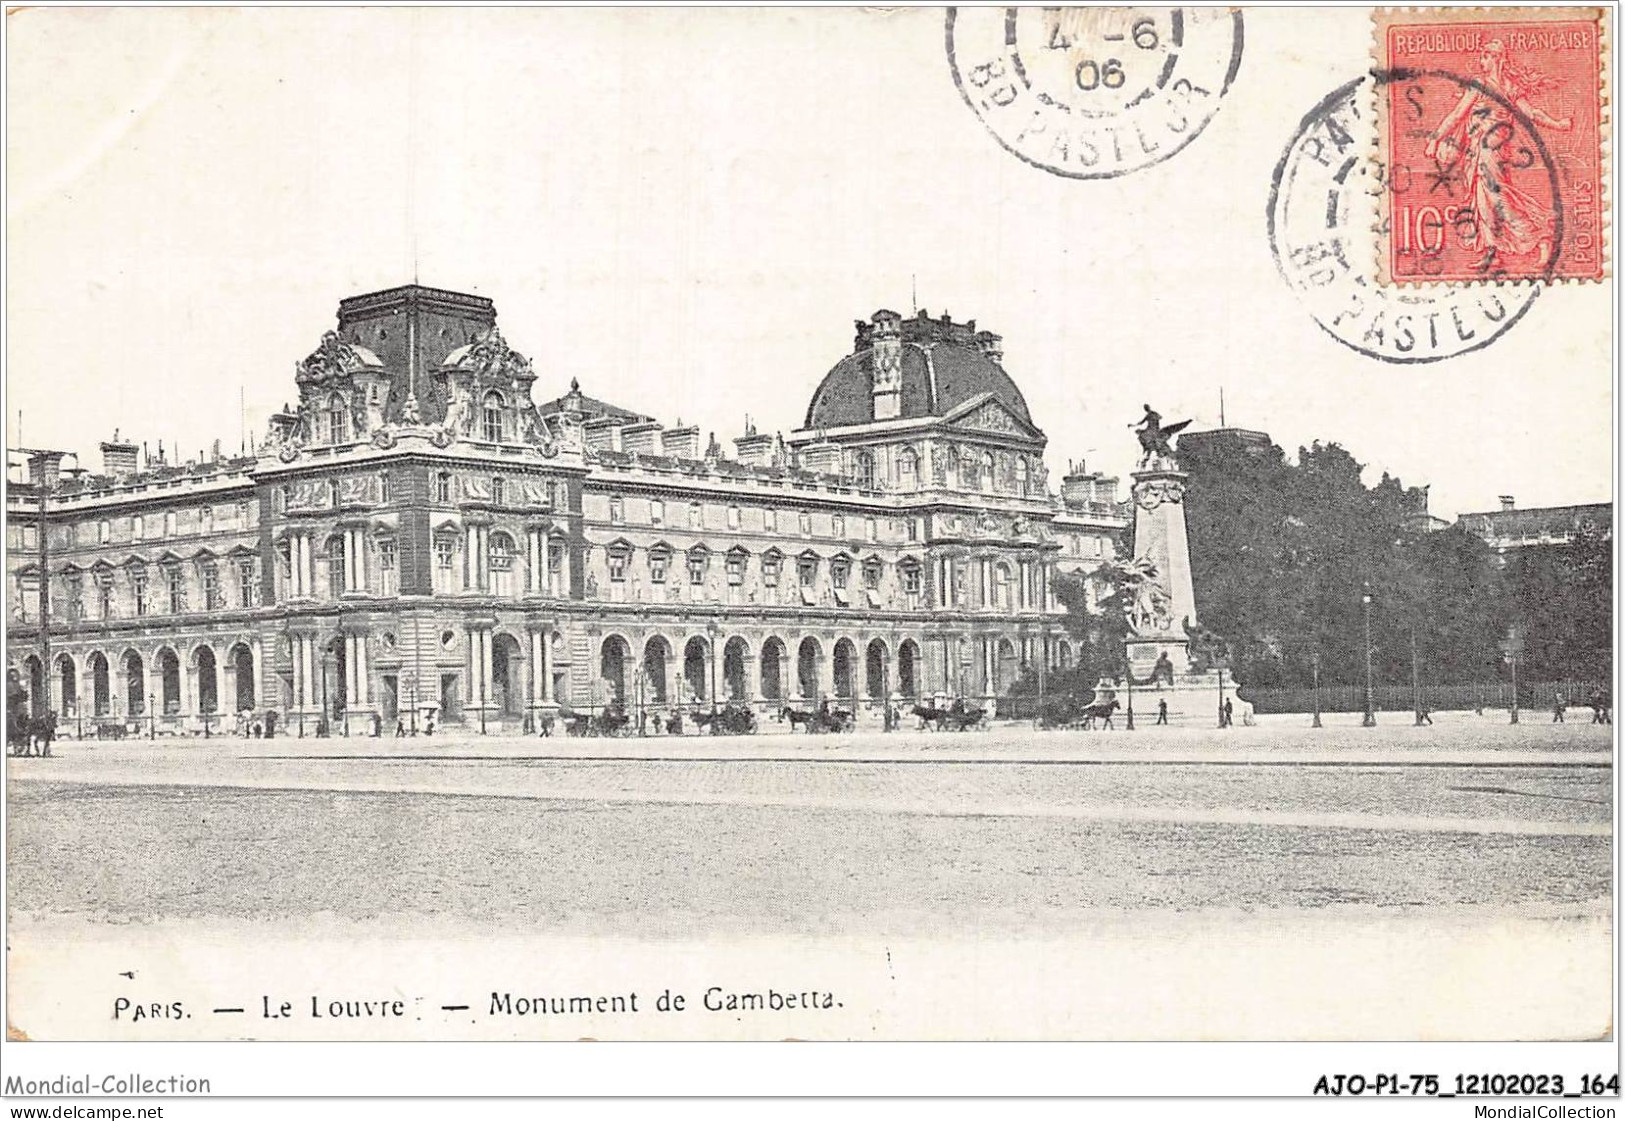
[435,473,452,504]
[896,447,918,487]
[482,391,506,443]
[981,451,995,493]
[491,476,506,505]
[326,393,348,444]
[1015,458,1029,496]
[854,450,875,488]
[379,471,391,503]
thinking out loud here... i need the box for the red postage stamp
[1374,8,1609,283]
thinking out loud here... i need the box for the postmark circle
[947,7,1244,180]
[1267,71,1550,364]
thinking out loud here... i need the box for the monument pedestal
[1116,454,1245,723]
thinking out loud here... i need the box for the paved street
[6,720,1610,939]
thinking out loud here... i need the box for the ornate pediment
[940,394,1045,441]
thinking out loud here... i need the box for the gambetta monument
[1113,404,1245,723]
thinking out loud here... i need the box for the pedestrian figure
[424,715,435,736]
[371,712,382,737]
[394,718,406,737]
[1155,698,1168,726]
[1553,695,1566,723]
[1222,698,1234,728]
[1417,706,1434,726]
[264,710,278,739]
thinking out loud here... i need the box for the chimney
[1061,464,1114,511]
[734,429,774,466]
[620,421,664,456]
[663,425,701,460]
[582,417,622,453]
[27,450,64,487]
[100,432,139,477]
[800,441,841,476]
[974,330,1004,363]
[1499,495,1515,512]
[869,309,903,421]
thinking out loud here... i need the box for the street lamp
[1410,624,1424,726]
[1310,646,1323,729]
[148,691,155,740]
[1361,581,1376,727]
[320,650,333,737]
[1124,655,1136,731]
[1502,626,1523,725]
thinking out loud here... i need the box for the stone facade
[7,286,1128,734]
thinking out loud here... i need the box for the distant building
[1456,495,1612,554]
[6,287,1129,733]
[1175,426,1274,459]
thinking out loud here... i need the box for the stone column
[251,638,264,712]
[302,635,317,715]
[355,634,369,708]
[481,628,494,710]
[539,628,553,702]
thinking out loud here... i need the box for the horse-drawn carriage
[693,702,758,736]
[911,698,987,732]
[560,705,632,737]
[780,704,854,734]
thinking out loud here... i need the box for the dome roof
[803,310,1033,429]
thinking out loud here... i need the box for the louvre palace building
[7,285,1127,734]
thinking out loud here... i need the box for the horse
[943,705,986,732]
[9,711,56,757]
[912,703,950,731]
[1080,699,1121,730]
[694,704,757,736]
[781,707,819,733]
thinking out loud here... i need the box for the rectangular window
[902,566,921,596]
[166,567,185,613]
[798,558,817,587]
[726,553,745,585]
[65,575,84,621]
[98,520,111,543]
[687,552,706,585]
[377,540,397,596]
[608,551,628,582]
[548,542,564,574]
[907,518,920,543]
[727,505,741,530]
[650,552,669,584]
[22,525,37,549]
[202,562,222,610]
[97,573,114,619]
[831,559,850,589]
[763,555,781,588]
[764,509,777,533]
[435,474,452,504]
[164,511,177,538]
[435,537,455,571]
[238,559,257,607]
[863,561,881,589]
[19,576,38,622]
[130,517,143,543]
[689,502,703,529]
[649,499,664,526]
[609,496,624,524]
[798,512,811,536]
[132,569,149,616]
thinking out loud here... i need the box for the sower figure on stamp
[1424,40,1573,272]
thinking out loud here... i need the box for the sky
[6,7,1613,518]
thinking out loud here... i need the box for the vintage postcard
[2,3,1616,1102]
